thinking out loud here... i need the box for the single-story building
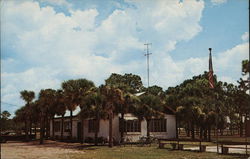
[50,107,176,142]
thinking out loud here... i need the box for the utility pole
[144,43,152,88]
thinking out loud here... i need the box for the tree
[100,85,124,147]
[165,72,225,140]
[28,101,41,137]
[1,111,11,119]
[133,94,163,138]
[62,79,95,140]
[20,90,35,141]
[105,73,143,143]
[237,59,250,92]
[54,90,67,141]
[14,106,27,134]
[105,73,144,94]
[146,85,165,98]
[118,93,140,143]
[1,111,11,131]
[38,89,57,144]
[242,59,249,75]
[79,87,107,145]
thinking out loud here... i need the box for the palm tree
[62,79,95,140]
[38,89,57,144]
[79,88,107,145]
[54,90,67,141]
[20,90,35,141]
[119,93,140,143]
[100,85,124,147]
[133,94,163,138]
[47,90,63,140]
[29,101,41,137]
[14,106,27,136]
[105,73,143,143]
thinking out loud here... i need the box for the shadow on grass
[6,139,103,151]
[158,147,249,158]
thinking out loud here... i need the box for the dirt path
[1,140,85,159]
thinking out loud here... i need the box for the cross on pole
[144,43,152,88]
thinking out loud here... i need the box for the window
[54,121,61,132]
[120,119,141,132]
[64,121,71,132]
[149,119,167,132]
[88,119,99,133]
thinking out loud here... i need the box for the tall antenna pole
[144,43,152,88]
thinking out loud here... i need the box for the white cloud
[241,32,249,41]
[216,42,249,73]
[8,0,249,116]
[1,67,61,115]
[211,0,227,5]
[1,0,248,116]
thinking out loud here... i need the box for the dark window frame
[54,121,61,132]
[88,119,99,133]
[120,119,141,132]
[149,119,167,132]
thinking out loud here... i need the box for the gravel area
[1,140,85,159]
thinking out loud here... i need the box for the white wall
[51,117,78,140]
[166,114,176,138]
[123,114,176,141]
[50,114,176,142]
[83,116,120,142]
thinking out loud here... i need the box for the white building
[50,107,176,142]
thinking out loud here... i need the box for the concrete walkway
[185,145,249,154]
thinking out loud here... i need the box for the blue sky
[1,0,249,116]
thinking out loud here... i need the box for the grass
[60,145,248,159]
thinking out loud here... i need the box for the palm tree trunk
[81,118,84,144]
[200,127,203,140]
[176,116,179,139]
[40,114,44,144]
[146,119,151,138]
[120,112,125,143]
[34,123,37,137]
[203,127,207,140]
[70,110,73,140]
[230,124,233,135]
[187,123,190,137]
[46,116,50,139]
[208,125,211,142]
[61,114,64,141]
[109,110,113,148]
[29,117,32,135]
[240,114,243,137]
[44,114,47,139]
[191,121,195,140]
[25,119,29,141]
[52,117,55,140]
[94,118,99,146]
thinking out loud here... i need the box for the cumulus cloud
[216,42,249,73]
[1,0,247,115]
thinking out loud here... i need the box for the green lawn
[61,145,248,159]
